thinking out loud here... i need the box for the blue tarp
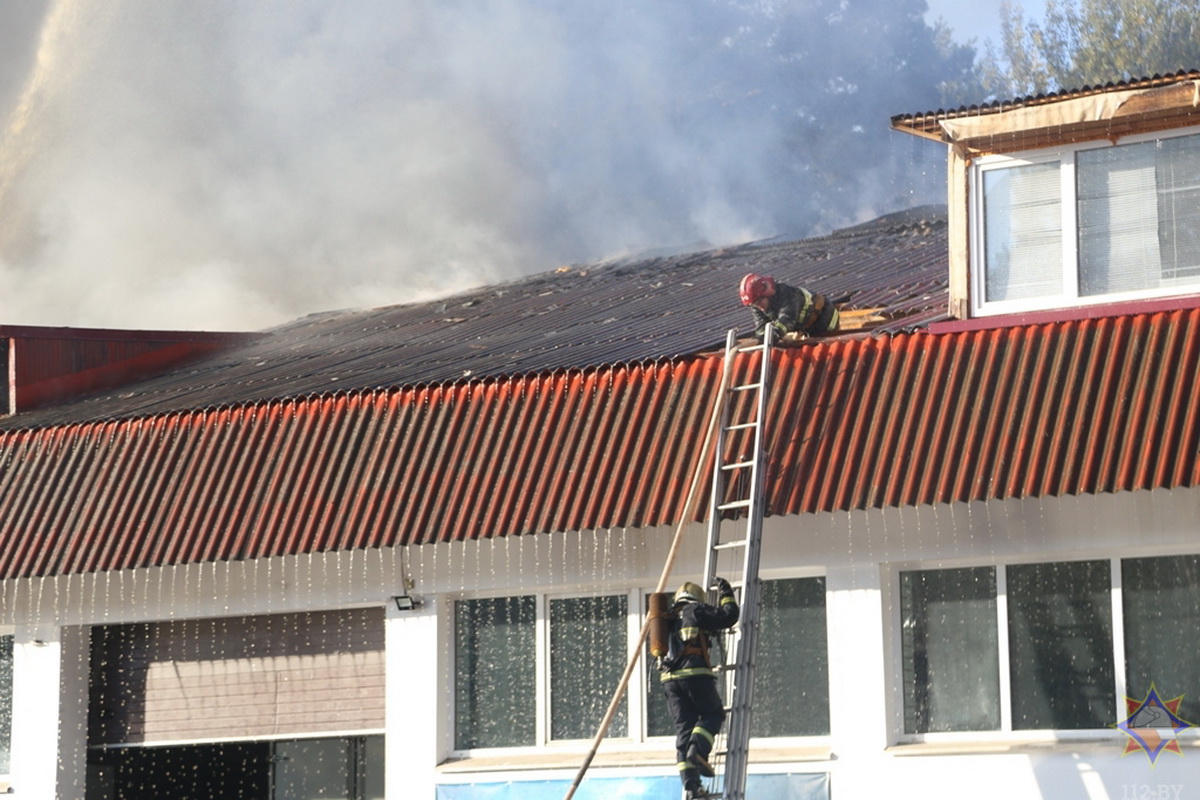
[437,772,829,800]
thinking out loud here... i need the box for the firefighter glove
[713,577,732,597]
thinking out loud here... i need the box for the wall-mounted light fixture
[393,595,421,611]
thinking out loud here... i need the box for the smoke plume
[0,0,954,331]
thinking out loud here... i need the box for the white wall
[8,624,89,800]
[1,486,1197,799]
[386,596,447,800]
[783,488,1200,800]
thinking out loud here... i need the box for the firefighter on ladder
[659,578,740,799]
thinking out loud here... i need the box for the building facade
[2,72,1199,799]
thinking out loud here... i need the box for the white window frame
[540,589,642,747]
[890,552,1200,746]
[449,587,648,758]
[970,125,1200,317]
[450,573,832,758]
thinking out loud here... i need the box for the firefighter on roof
[739,273,840,339]
[659,578,739,800]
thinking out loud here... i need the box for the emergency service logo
[1113,685,1196,764]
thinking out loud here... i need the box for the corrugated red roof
[1,305,1196,580]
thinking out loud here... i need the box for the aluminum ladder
[696,325,774,800]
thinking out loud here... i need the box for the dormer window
[890,72,1200,322]
[974,126,1200,316]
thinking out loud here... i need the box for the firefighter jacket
[751,282,839,338]
[659,592,740,681]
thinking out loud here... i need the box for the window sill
[887,735,1200,757]
[439,744,833,773]
[929,292,1200,335]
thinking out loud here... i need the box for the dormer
[892,71,1200,321]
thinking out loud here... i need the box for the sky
[0,1,1023,334]
[925,0,1007,46]
[925,0,1046,50]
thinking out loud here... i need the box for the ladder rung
[714,540,747,551]
[717,499,751,511]
[721,459,755,471]
[725,421,757,431]
[731,382,762,392]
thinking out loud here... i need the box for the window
[454,596,536,750]
[974,128,1200,315]
[1007,560,1114,729]
[456,578,830,752]
[1123,554,1200,723]
[981,161,1063,303]
[454,592,631,750]
[0,634,10,774]
[549,595,629,740]
[899,554,1200,736]
[86,735,383,799]
[752,577,829,737]
[901,567,1000,733]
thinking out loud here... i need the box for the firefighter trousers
[663,673,725,785]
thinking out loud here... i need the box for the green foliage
[980,0,1200,99]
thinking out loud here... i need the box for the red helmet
[739,273,775,306]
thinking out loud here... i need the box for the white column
[824,565,891,794]
[386,596,446,800]
[9,625,90,800]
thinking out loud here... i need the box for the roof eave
[893,74,1200,156]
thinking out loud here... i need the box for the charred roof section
[0,207,949,430]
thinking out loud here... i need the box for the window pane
[0,635,10,774]
[1077,133,1200,296]
[752,577,829,737]
[1078,141,1162,296]
[1122,554,1200,724]
[455,596,536,749]
[1157,134,1200,285]
[550,595,628,740]
[1007,560,1114,730]
[361,735,386,800]
[983,162,1062,302]
[272,738,352,800]
[901,567,1000,733]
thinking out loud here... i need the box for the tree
[981,0,1200,99]
[678,0,980,232]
